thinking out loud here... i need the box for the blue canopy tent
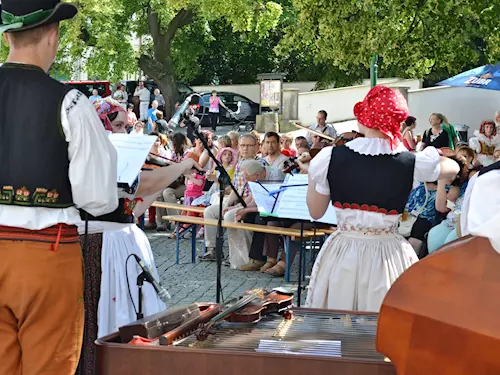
[437,62,500,91]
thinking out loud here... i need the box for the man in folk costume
[0,1,118,374]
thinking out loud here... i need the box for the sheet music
[108,134,157,186]
[275,174,337,225]
[248,182,283,215]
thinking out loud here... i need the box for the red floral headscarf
[353,86,409,149]
[93,97,127,131]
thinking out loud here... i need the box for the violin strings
[165,310,386,361]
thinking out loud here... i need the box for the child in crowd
[130,121,144,136]
[217,135,233,149]
[296,145,312,174]
[494,148,500,162]
[184,169,206,206]
[294,135,308,150]
[168,168,206,238]
[127,104,137,127]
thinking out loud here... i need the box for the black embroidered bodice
[0,63,74,208]
[327,145,416,214]
[479,160,500,176]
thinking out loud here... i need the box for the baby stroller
[229,101,255,132]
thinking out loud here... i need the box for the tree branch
[165,9,195,49]
[406,0,425,36]
[148,9,162,44]
[147,8,169,62]
[139,55,171,79]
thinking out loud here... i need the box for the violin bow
[196,294,258,340]
[290,121,336,142]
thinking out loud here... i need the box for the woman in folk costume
[469,120,499,167]
[305,86,460,312]
[76,97,198,375]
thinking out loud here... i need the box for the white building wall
[408,86,500,136]
[192,82,318,103]
[297,79,421,124]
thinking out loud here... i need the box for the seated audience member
[294,136,308,150]
[217,134,233,149]
[296,145,312,174]
[200,134,258,261]
[419,113,452,151]
[263,132,288,178]
[227,131,240,150]
[427,158,470,253]
[405,157,465,257]
[469,120,499,167]
[205,160,276,268]
[402,116,417,151]
[280,134,296,157]
[305,110,338,143]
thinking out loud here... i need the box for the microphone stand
[188,122,246,303]
[136,272,147,320]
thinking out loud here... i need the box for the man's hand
[180,158,195,173]
[222,207,233,215]
[234,208,248,222]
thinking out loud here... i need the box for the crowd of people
[137,100,500,283]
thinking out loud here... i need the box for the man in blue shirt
[147,100,159,133]
[89,89,102,103]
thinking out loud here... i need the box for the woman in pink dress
[209,90,228,131]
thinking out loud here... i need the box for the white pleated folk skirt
[305,209,418,312]
[98,224,166,338]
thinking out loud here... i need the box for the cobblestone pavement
[147,230,313,307]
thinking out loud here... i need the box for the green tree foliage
[168,1,367,87]
[1,0,282,117]
[279,0,500,85]
[130,0,282,116]
[171,17,366,87]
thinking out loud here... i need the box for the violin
[333,130,364,146]
[142,153,171,170]
[283,152,313,174]
[226,289,293,323]
[196,288,294,341]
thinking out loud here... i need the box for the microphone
[168,95,193,128]
[132,254,171,304]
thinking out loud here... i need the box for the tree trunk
[139,8,194,120]
[139,55,178,120]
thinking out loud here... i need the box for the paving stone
[147,230,311,306]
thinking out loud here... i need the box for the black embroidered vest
[327,145,416,214]
[479,160,500,176]
[0,63,74,208]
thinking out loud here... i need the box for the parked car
[122,80,193,105]
[62,80,112,98]
[192,92,269,129]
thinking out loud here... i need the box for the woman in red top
[402,116,417,151]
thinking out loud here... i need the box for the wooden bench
[152,201,205,215]
[163,214,325,282]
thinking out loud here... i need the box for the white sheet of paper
[248,182,283,215]
[276,174,337,225]
[108,134,157,186]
